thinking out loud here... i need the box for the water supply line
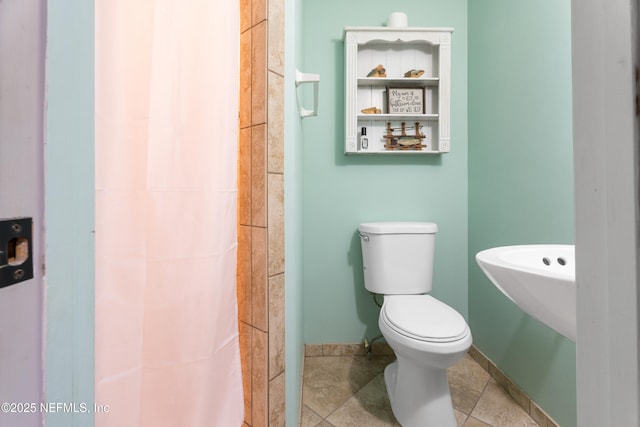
[364,292,384,359]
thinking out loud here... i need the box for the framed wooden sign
[387,87,425,114]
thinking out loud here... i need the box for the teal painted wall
[285,0,305,423]
[45,2,95,426]
[468,1,575,426]
[302,0,468,344]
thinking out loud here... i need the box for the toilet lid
[382,295,469,343]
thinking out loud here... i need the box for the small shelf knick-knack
[404,69,425,78]
[384,122,426,151]
[367,64,387,78]
[361,106,382,114]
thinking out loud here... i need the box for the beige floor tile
[471,379,538,426]
[353,353,396,375]
[326,373,400,427]
[302,360,355,418]
[455,409,469,426]
[300,404,323,427]
[302,355,393,418]
[464,416,492,426]
[302,350,544,427]
[448,353,491,414]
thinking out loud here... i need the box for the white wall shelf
[357,77,440,87]
[358,114,439,121]
[344,26,453,154]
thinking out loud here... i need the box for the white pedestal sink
[475,245,575,341]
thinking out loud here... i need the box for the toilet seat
[381,295,469,343]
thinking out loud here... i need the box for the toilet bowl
[359,222,472,427]
[380,295,471,426]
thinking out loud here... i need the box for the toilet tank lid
[359,222,438,234]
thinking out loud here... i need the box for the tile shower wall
[238,0,286,425]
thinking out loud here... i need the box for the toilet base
[384,357,457,427]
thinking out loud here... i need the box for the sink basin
[475,245,575,341]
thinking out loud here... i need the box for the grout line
[319,376,361,425]
[469,345,555,427]
[466,375,492,425]
[301,354,360,425]
[458,411,470,426]
[321,369,385,426]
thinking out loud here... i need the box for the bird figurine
[367,64,387,78]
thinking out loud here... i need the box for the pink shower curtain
[94,1,243,426]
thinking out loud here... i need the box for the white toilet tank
[359,222,438,295]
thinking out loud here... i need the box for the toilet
[359,222,472,427]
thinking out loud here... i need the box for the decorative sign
[387,87,425,114]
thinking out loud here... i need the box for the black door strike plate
[0,217,34,289]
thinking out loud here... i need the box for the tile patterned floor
[301,352,540,427]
